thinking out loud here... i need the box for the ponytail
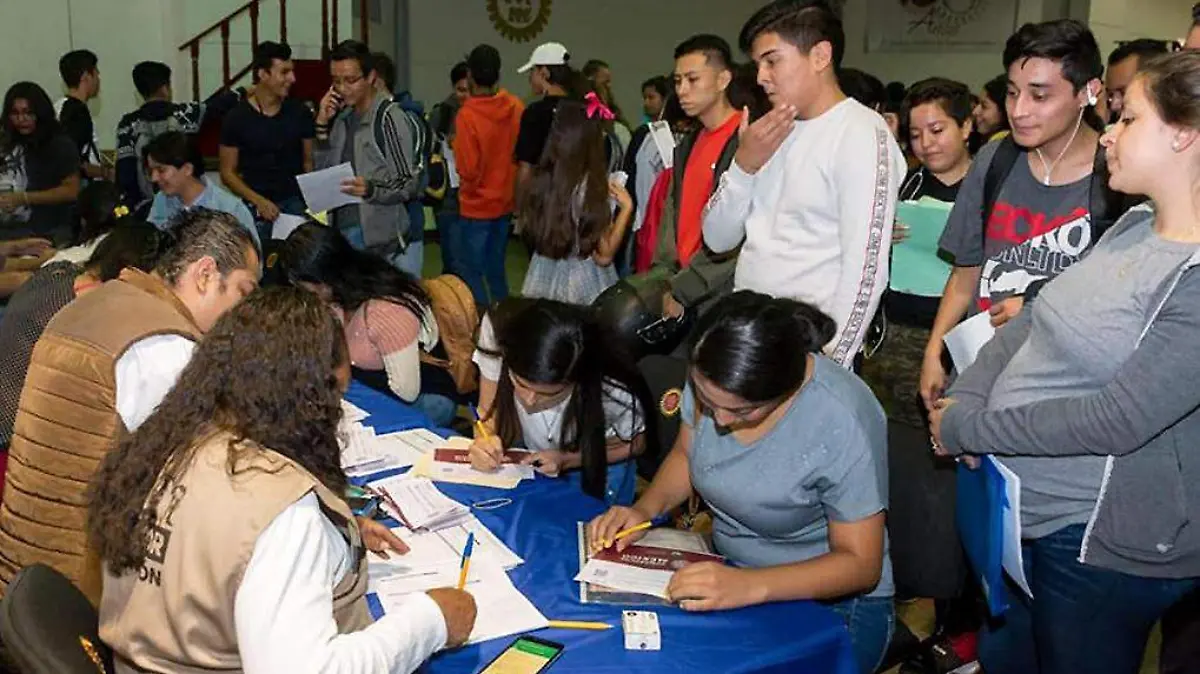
[689,291,836,403]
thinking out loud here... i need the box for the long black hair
[2,81,61,151]
[484,298,652,499]
[76,181,124,246]
[279,222,430,319]
[84,219,174,281]
[689,291,836,403]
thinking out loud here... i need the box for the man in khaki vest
[0,208,261,604]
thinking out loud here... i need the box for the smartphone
[477,636,564,674]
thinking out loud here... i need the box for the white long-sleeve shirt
[702,98,905,367]
[112,336,448,673]
[235,492,448,674]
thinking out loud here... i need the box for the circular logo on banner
[487,0,553,43]
[659,388,682,418]
[905,0,989,37]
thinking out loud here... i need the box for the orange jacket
[452,90,525,219]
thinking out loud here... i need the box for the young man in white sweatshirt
[702,0,905,368]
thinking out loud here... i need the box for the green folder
[890,197,954,297]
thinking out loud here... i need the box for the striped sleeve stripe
[830,127,892,366]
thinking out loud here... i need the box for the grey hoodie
[314,90,422,252]
[941,203,1200,579]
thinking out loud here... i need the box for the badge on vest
[659,388,682,417]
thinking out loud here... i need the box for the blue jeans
[388,240,424,278]
[254,195,307,244]
[980,524,1199,674]
[445,215,510,306]
[411,392,457,428]
[435,207,459,276]
[339,222,367,251]
[828,595,895,674]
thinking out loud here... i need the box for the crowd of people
[0,0,1197,673]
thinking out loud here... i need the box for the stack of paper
[409,441,535,489]
[369,474,470,532]
[374,562,547,646]
[366,516,524,583]
[338,424,447,476]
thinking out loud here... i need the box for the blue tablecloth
[345,381,857,674]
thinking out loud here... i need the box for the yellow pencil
[602,521,652,548]
[546,620,613,631]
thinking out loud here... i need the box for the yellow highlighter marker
[546,620,613,631]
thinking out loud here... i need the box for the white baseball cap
[517,42,569,74]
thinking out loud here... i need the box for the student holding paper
[278,223,458,427]
[918,21,1127,410]
[90,287,477,674]
[589,291,892,674]
[469,298,650,505]
[931,51,1200,674]
[864,77,974,430]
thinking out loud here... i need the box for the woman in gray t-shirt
[932,52,1200,674]
[589,291,892,674]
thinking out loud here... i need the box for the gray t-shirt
[683,356,894,598]
[987,214,1196,537]
[939,141,1093,310]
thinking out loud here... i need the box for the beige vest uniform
[0,268,201,604]
[99,431,372,673]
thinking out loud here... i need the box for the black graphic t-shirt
[939,140,1093,311]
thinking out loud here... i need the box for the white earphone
[1085,85,1098,107]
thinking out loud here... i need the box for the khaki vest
[99,432,372,674]
[0,268,201,604]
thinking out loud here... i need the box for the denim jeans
[339,222,367,251]
[411,392,458,428]
[828,595,895,674]
[445,215,510,305]
[435,207,459,276]
[254,195,307,244]
[388,240,424,278]
[979,523,1199,674]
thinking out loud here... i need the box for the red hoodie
[452,89,525,219]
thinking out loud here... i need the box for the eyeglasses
[331,75,364,86]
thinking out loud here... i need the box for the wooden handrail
[178,0,259,51]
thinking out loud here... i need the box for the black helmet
[592,275,690,362]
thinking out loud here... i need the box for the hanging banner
[488,0,553,43]
[866,0,1020,53]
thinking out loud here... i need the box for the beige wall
[1089,0,1193,58]
[402,0,1071,116]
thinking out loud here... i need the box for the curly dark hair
[88,286,349,574]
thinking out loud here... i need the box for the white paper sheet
[374,563,547,646]
[426,458,535,484]
[341,399,369,422]
[648,120,676,169]
[575,559,673,599]
[943,311,996,371]
[988,457,1033,598]
[366,517,524,583]
[296,162,362,214]
[271,213,308,240]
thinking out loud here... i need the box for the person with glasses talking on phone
[315,41,424,270]
[589,290,893,674]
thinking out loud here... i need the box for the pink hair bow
[585,91,615,121]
